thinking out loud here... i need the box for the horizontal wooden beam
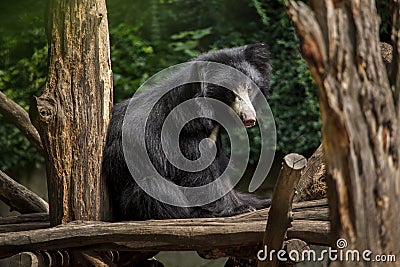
[0,213,50,233]
[0,213,49,225]
[0,200,330,258]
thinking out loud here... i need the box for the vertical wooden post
[287,0,400,265]
[31,0,113,226]
[258,153,306,267]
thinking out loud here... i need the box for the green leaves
[0,27,47,172]
[170,27,212,57]
[110,24,156,101]
[251,1,321,156]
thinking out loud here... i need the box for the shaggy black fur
[102,44,272,221]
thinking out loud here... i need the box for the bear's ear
[244,43,271,71]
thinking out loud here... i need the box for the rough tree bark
[294,144,327,202]
[287,0,400,265]
[30,0,113,226]
[293,43,395,203]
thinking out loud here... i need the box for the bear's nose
[242,115,256,128]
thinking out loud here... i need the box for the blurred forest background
[0,0,391,266]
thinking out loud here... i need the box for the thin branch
[0,91,44,155]
[0,170,49,214]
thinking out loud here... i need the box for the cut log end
[283,153,307,170]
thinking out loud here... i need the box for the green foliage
[377,1,391,42]
[0,28,47,172]
[252,1,321,155]
[110,23,212,102]
[170,27,212,57]
[251,0,270,26]
[0,123,43,172]
[110,24,156,101]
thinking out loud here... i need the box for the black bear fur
[102,44,272,221]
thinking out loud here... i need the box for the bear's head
[193,43,272,128]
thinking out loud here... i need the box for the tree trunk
[30,0,113,226]
[287,0,400,265]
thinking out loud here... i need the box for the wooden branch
[0,170,49,214]
[0,200,328,235]
[258,153,307,267]
[70,251,116,267]
[0,200,329,259]
[0,200,329,233]
[0,91,44,155]
[0,200,329,235]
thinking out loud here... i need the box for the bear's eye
[247,86,256,100]
[224,90,236,104]
[205,85,235,105]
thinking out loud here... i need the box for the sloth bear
[102,44,272,221]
